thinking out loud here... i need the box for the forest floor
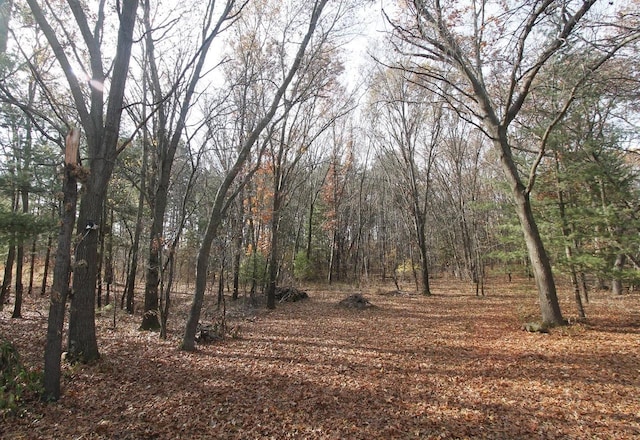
[1,276,640,439]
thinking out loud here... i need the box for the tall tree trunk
[490,129,564,326]
[611,253,626,295]
[141,183,165,330]
[40,212,55,296]
[43,128,79,401]
[554,152,585,318]
[96,202,106,309]
[182,0,329,351]
[512,183,564,325]
[231,193,244,301]
[66,0,138,362]
[0,245,14,310]
[27,237,36,295]
[0,0,12,55]
[11,241,23,318]
[415,218,431,296]
[140,0,235,331]
[104,208,114,305]
[123,88,148,315]
[266,191,281,310]
[68,184,104,362]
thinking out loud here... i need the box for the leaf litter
[1,277,639,439]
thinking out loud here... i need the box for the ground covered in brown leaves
[2,278,640,439]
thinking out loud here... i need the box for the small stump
[338,293,375,309]
[275,286,309,303]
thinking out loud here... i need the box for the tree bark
[66,0,139,363]
[27,237,36,295]
[266,188,282,310]
[40,216,54,295]
[506,161,564,326]
[11,240,23,318]
[43,128,80,402]
[0,0,12,55]
[611,253,626,295]
[0,243,14,309]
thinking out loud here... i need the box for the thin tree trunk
[11,241,23,318]
[104,208,114,305]
[41,232,52,295]
[231,195,243,301]
[611,253,626,295]
[494,132,564,326]
[266,191,281,310]
[415,219,431,296]
[182,0,328,351]
[123,107,148,315]
[43,128,79,401]
[0,245,15,310]
[96,202,106,309]
[0,0,12,55]
[27,237,36,295]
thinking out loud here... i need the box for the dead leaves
[1,279,640,439]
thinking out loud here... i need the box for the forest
[1,0,639,438]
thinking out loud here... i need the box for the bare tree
[139,0,243,331]
[27,0,139,361]
[181,0,331,351]
[369,66,440,295]
[387,0,630,325]
[42,129,79,401]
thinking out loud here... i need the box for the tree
[26,0,139,362]
[369,66,441,295]
[181,0,331,351]
[139,0,241,331]
[388,0,635,325]
[42,128,79,402]
[264,56,351,308]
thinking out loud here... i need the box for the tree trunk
[123,95,148,315]
[0,244,14,309]
[611,253,626,295]
[415,218,431,296]
[492,130,564,326]
[27,237,36,295]
[266,191,281,310]
[554,152,585,318]
[104,208,114,305]
[182,0,329,351]
[231,194,244,301]
[43,128,79,401]
[11,241,23,318]
[140,185,165,331]
[67,186,103,362]
[66,0,138,363]
[0,0,12,55]
[513,186,564,325]
[41,232,52,295]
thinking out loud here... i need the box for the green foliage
[0,205,55,245]
[239,252,267,287]
[1,338,43,417]
[293,251,314,281]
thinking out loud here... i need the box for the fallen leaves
[1,278,639,439]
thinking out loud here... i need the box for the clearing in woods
[1,277,639,439]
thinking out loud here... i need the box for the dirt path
[2,280,640,439]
